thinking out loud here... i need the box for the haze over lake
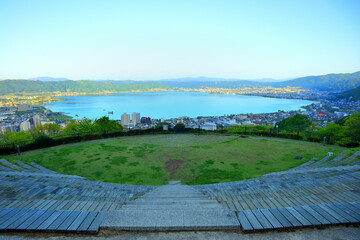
[44,92,314,120]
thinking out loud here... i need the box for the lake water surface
[44,92,314,119]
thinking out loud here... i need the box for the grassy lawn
[3,134,354,185]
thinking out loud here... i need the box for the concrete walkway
[101,183,240,231]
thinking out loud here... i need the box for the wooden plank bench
[0,208,106,233]
[237,201,360,232]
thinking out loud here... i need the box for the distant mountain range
[0,80,170,94]
[1,71,359,94]
[159,71,360,91]
[28,76,289,82]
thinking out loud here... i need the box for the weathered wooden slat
[0,209,21,226]
[87,212,106,232]
[77,211,98,232]
[268,208,292,228]
[36,211,64,230]
[47,211,72,230]
[318,205,350,223]
[27,209,55,230]
[328,203,359,222]
[243,210,263,230]
[343,202,360,219]
[261,209,283,228]
[57,211,81,231]
[310,205,340,224]
[285,207,312,226]
[67,211,89,231]
[293,206,321,226]
[252,210,273,229]
[302,205,331,225]
[0,208,13,219]
[0,209,31,229]
[237,211,253,231]
[16,209,46,230]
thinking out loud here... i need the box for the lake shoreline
[44,91,315,120]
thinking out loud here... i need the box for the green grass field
[3,134,356,185]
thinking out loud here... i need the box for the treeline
[1,113,360,152]
[0,116,123,144]
[228,111,360,147]
[0,80,171,94]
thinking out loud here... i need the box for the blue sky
[0,0,359,80]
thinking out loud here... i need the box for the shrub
[338,142,360,148]
[34,135,54,148]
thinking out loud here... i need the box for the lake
[44,91,314,119]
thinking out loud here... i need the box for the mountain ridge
[1,71,359,93]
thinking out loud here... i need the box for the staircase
[101,182,240,231]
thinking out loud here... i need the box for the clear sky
[0,0,359,80]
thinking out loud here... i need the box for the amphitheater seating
[0,159,155,233]
[0,208,106,232]
[194,151,360,232]
[238,201,360,232]
[0,151,359,233]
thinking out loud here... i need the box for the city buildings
[33,115,41,127]
[121,112,130,126]
[132,112,140,124]
[0,125,16,134]
[20,121,32,131]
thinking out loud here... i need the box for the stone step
[101,209,240,231]
[127,200,219,206]
[144,194,205,197]
[140,195,207,199]
[122,203,222,209]
[147,191,203,195]
[128,199,218,204]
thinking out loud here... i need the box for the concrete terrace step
[129,198,217,205]
[101,209,240,231]
[122,204,223,210]
[140,195,207,198]
[101,184,240,231]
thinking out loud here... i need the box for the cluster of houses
[1,98,360,135]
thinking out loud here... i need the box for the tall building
[33,115,41,127]
[141,117,151,124]
[121,112,130,126]
[20,121,32,131]
[0,125,16,134]
[132,112,140,124]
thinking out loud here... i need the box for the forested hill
[337,86,360,101]
[1,71,360,93]
[0,80,171,94]
[162,71,360,91]
[272,71,360,91]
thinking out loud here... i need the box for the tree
[94,116,123,132]
[155,122,171,130]
[344,116,360,142]
[62,120,79,135]
[277,114,311,134]
[174,123,185,132]
[42,123,61,136]
[78,119,96,132]
[0,131,32,143]
[316,123,345,137]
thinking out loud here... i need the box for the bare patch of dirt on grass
[164,159,185,179]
